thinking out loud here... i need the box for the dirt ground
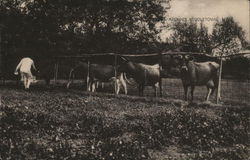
[0,83,249,160]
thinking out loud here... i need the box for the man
[14,57,38,89]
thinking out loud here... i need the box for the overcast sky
[162,0,250,41]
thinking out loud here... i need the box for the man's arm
[15,60,23,73]
[32,61,37,71]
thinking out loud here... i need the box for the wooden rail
[53,50,250,59]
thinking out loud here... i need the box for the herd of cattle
[14,55,220,102]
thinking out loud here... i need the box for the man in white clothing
[14,57,38,89]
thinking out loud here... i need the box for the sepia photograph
[0,0,249,159]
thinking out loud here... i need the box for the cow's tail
[67,68,75,89]
[211,66,220,95]
[123,72,135,86]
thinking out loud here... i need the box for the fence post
[216,56,223,104]
[114,55,118,95]
[0,25,3,85]
[86,60,90,91]
[53,60,59,87]
[159,53,163,97]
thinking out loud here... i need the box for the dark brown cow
[120,57,161,97]
[180,56,220,101]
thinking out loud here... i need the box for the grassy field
[0,82,249,160]
[47,78,250,104]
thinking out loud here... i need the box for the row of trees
[1,0,248,56]
[168,17,248,55]
[0,0,171,57]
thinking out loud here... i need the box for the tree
[211,16,247,103]
[169,20,211,53]
[212,16,246,55]
[0,0,171,55]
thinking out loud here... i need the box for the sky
[161,0,250,42]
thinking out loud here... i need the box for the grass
[44,78,250,104]
[0,85,249,160]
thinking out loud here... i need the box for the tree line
[0,0,249,79]
[0,0,171,57]
[0,0,248,56]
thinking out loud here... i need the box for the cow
[120,57,161,97]
[14,57,38,89]
[180,56,220,101]
[66,62,127,95]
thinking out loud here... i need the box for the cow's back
[185,61,219,86]
[129,63,160,86]
[91,64,115,81]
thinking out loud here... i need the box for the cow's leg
[87,80,92,91]
[120,74,127,94]
[114,79,118,94]
[138,85,141,96]
[159,78,162,97]
[206,87,212,101]
[183,85,188,101]
[138,84,143,96]
[87,81,91,91]
[115,79,120,95]
[153,85,157,97]
[116,81,121,95]
[91,82,96,92]
[123,81,127,95]
[190,85,195,101]
[96,81,99,89]
[141,85,145,96]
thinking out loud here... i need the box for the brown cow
[180,56,220,101]
[120,57,161,97]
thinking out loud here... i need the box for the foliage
[0,88,249,159]
[211,17,246,56]
[0,0,170,56]
[169,20,211,53]
[168,16,247,56]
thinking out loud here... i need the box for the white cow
[14,57,38,89]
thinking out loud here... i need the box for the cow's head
[118,56,130,72]
[180,55,194,72]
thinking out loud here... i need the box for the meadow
[0,78,249,159]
